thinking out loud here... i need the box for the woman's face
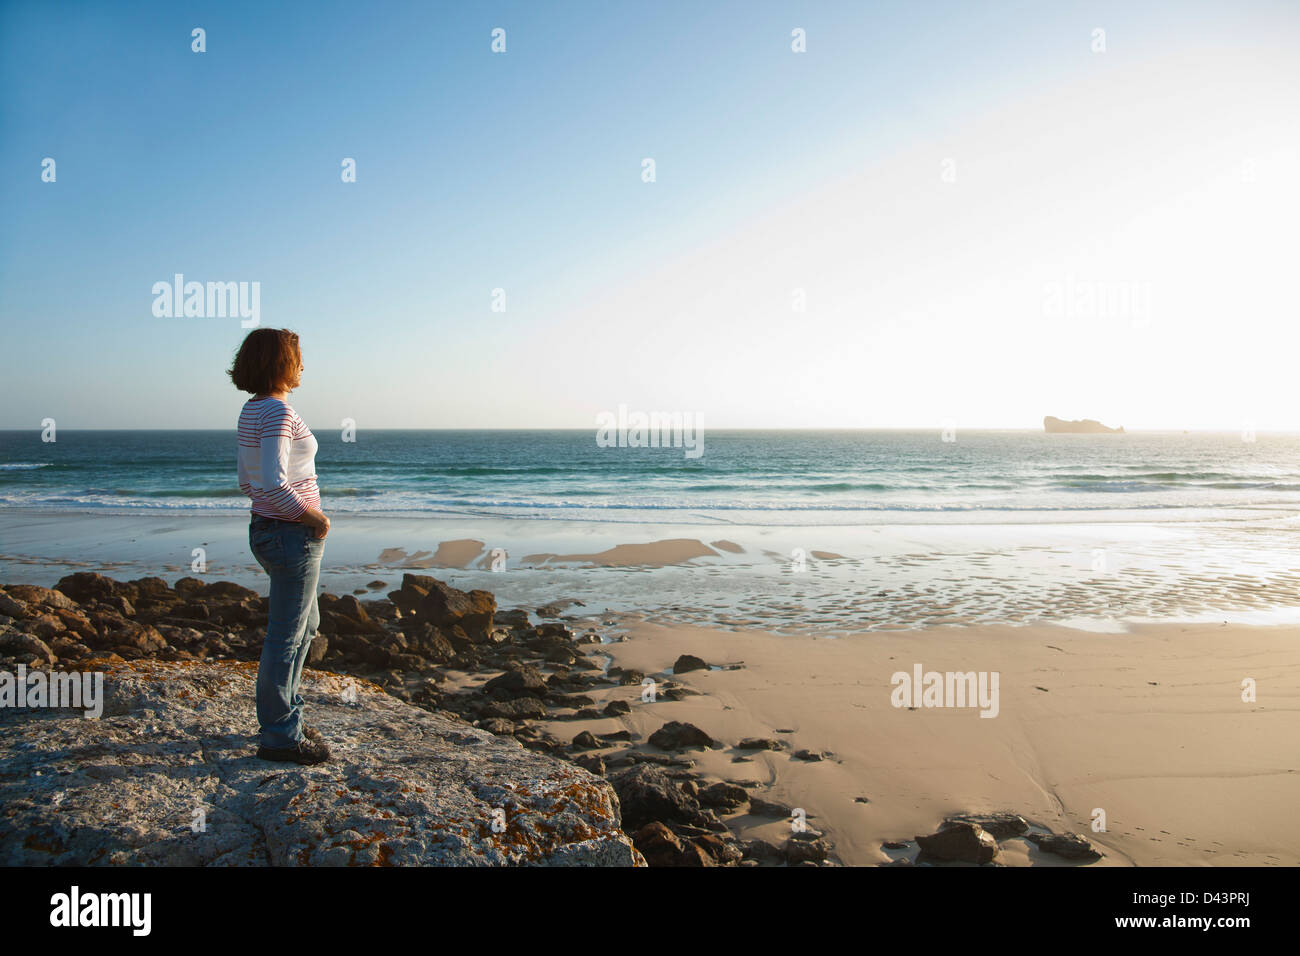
[287,349,304,390]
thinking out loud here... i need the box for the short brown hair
[227,328,302,395]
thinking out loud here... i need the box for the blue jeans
[249,514,324,748]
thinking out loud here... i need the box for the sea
[3,428,1300,524]
[3,429,1300,632]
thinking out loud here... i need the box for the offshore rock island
[1043,416,1125,434]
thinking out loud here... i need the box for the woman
[229,328,332,765]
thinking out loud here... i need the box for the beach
[3,428,1300,865]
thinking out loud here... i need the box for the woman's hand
[301,507,331,539]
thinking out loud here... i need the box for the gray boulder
[0,660,642,867]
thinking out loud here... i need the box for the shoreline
[4,510,1300,635]
[2,503,1297,526]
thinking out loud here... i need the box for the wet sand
[4,512,1300,635]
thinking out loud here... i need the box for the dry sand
[536,618,1300,866]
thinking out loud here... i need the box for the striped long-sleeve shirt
[237,397,321,520]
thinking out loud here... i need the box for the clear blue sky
[2,0,1298,429]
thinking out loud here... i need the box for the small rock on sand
[648,720,714,751]
[915,821,998,864]
[672,653,709,674]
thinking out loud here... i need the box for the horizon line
[0,426,1292,434]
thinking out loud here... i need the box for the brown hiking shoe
[257,737,331,765]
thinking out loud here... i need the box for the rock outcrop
[0,573,829,866]
[387,573,496,644]
[0,659,642,866]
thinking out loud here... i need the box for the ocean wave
[5,490,1300,517]
[118,486,384,499]
[1050,478,1300,493]
[1052,480,1171,492]
[678,481,1019,493]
